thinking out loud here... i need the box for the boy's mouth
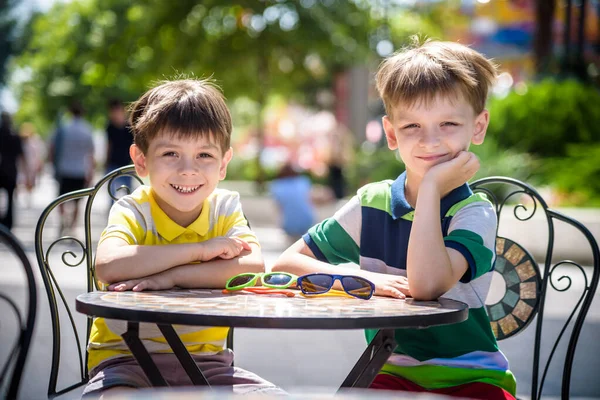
[170,184,201,194]
[417,154,448,162]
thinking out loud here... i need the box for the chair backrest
[0,224,37,399]
[470,176,599,400]
[34,166,142,398]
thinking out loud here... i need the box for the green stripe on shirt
[358,181,393,215]
[445,229,494,280]
[445,193,492,217]
[308,218,360,265]
[365,307,498,360]
[380,364,517,395]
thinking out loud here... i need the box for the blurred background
[2,2,600,399]
[1,0,599,205]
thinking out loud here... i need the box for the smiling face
[383,94,489,184]
[130,132,232,227]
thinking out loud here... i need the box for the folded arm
[109,243,264,291]
[95,236,251,284]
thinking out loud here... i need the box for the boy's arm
[406,151,480,300]
[407,181,469,300]
[108,242,264,291]
[95,236,250,284]
[274,239,410,299]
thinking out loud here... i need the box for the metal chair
[34,166,142,398]
[0,224,37,399]
[471,177,599,400]
[35,165,237,396]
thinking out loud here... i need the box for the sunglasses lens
[341,276,373,299]
[227,274,255,289]
[299,274,334,294]
[263,273,292,287]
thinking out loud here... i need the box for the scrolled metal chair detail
[471,176,599,400]
[34,165,143,398]
[0,224,37,399]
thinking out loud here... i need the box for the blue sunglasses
[297,273,375,300]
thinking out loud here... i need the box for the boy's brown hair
[129,79,232,154]
[375,38,498,117]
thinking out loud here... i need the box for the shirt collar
[390,171,473,220]
[149,191,210,241]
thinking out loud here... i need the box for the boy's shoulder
[356,179,394,202]
[445,191,494,218]
[206,188,243,215]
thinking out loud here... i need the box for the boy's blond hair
[129,79,232,154]
[376,38,498,117]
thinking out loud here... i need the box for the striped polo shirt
[303,172,516,395]
[88,185,259,371]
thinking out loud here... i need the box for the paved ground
[1,171,599,399]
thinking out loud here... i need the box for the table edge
[75,295,468,330]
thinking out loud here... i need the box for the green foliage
[543,143,600,206]
[226,156,278,182]
[0,0,18,86]
[470,137,539,184]
[12,0,374,130]
[346,145,404,190]
[487,80,600,157]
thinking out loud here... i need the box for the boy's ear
[219,147,233,180]
[130,144,148,178]
[382,116,398,150]
[471,109,490,145]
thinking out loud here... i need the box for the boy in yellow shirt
[83,79,284,396]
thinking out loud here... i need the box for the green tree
[0,0,18,86]
[12,0,376,186]
[12,0,373,125]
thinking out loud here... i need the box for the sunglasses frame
[225,272,298,291]
[297,273,375,300]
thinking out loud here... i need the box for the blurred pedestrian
[0,111,25,230]
[105,99,134,199]
[326,123,353,200]
[19,122,46,207]
[269,162,315,241]
[48,102,95,235]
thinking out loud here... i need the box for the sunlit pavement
[1,171,599,399]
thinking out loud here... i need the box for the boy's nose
[419,130,441,147]
[178,158,199,175]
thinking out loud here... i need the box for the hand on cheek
[424,151,480,195]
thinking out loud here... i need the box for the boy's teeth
[172,184,199,193]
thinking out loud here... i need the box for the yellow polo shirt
[87,186,259,370]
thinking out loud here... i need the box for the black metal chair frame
[471,176,599,400]
[34,166,143,397]
[0,224,37,400]
[34,166,235,397]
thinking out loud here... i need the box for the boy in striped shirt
[274,39,516,399]
[83,79,283,396]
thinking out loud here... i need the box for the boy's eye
[442,122,459,127]
[162,151,177,157]
[402,124,419,129]
[198,153,213,159]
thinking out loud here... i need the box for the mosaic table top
[76,289,467,330]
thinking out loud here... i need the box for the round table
[76,289,467,329]
[76,289,468,389]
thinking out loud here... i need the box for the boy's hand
[371,275,411,299]
[108,272,175,292]
[423,151,480,196]
[198,237,251,261]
